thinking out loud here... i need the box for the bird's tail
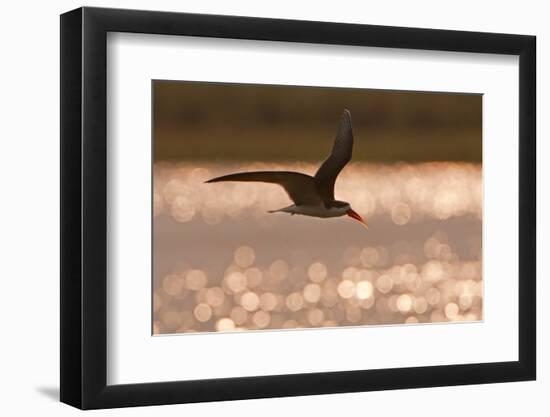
[268,205,295,214]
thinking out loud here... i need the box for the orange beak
[347,208,368,229]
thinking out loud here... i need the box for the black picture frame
[60,6,536,410]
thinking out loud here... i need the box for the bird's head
[346,206,369,229]
[331,201,368,229]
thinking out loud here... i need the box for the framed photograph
[60,6,536,409]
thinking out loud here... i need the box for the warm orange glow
[153,162,482,334]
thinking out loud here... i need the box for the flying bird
[206,109,367,228]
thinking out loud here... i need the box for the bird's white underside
[270,204,349,218]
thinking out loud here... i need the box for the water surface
[153,162,482,334]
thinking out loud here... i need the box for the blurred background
[152,81,482,334]
[154,81,481,162]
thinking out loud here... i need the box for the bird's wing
[206,171,322,205]
[314,109,354,202]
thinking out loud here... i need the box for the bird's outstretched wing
[206,171,322,205]
[315,109,354,203]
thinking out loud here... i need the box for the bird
[205,109,368,229]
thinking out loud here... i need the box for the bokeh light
[153,162,482,334]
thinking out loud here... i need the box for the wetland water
[153,162,482,334]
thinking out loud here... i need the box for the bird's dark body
[206,109,367,226]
